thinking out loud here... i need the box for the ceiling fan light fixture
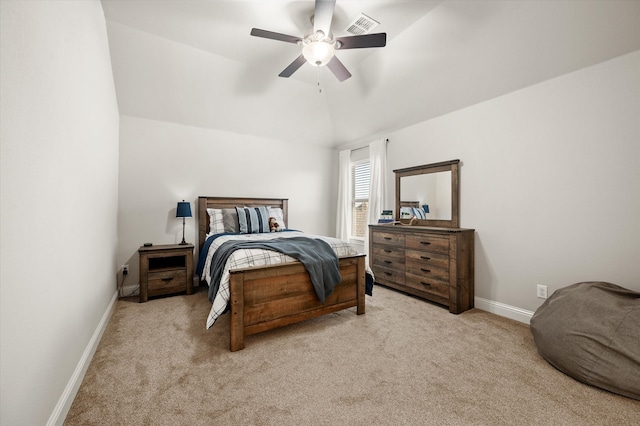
[250,0,387,81]
[302,40,335,67]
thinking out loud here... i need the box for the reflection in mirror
[400,171,452,220]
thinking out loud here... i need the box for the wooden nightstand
[138,244,194,303]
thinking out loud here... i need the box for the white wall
[117,115,338,285]
[0,2,119,425]
[382,50,640,313]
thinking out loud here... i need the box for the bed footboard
[228,254,366,351]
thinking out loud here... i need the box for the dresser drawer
[406,234,449,254]
[372,245,405,261]
[405,262,449,284]
[405,272,449,298]
[372,265,405,286]
[372,230,405,246]
[373,254,405,271]
[148,269,187,295]
[405,249,449,270]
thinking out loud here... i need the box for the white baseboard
[474,296,534,325]
[47,290,118,426]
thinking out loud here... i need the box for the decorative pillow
[267,207,287,230]
[206,208,224,234]
[412,207,426,219]
[236,206,270,234]
[221,208,239,233]
[400,206,426,219]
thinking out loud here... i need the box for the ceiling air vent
[345,13,379,35]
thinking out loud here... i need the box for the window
[351,160,370,239]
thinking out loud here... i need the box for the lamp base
[179,219,188,245]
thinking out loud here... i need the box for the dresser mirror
[395,159,460,228]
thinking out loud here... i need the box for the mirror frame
[394,159,460,228]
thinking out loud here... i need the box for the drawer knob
[420,241,431,245]
[384,260,392,264]
[421,268,431,273]
[384,237,392,240]
[420,281,432,287]
[162,277,173,282]
[384,249,392,253]
[421,256,431,260]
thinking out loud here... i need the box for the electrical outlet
[122,264,129,275]
[537,284,548,299]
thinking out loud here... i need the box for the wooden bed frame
[198,197,366,351]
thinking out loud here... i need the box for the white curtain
[364,139,388,259]
[336,149,352,241]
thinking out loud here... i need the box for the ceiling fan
[250,0,387,82]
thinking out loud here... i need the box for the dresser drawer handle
[384,237,392,240]
[384,249,392,253]
[384,260,392,264]
[420,241,431,245]
[421,256,431,260]
[420,282,432,287]
[162,277,173,282]
[384,272,392,276]
[421,268,431,273]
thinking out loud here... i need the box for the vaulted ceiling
[102,0,640,148]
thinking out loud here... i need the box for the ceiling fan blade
[279,54,307,78]
[336,33,387,49]
[327,56,351,82]
[313,0,336,36]
[250,28,302,44]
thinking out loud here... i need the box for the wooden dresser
[369,224,474,314]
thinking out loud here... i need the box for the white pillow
[267,207,287,230]
[206,208,224,235]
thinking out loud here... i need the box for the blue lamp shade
[176,201,192,218]
[422,204,430,214]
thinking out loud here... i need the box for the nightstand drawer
[148,269,187,295]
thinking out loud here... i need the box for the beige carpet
[65,286,640,425]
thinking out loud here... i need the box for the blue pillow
[236,206,270,233]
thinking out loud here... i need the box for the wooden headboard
[197,197,289,251]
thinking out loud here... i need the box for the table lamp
[176,200,192,245]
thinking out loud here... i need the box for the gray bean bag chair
[530,281,640,400]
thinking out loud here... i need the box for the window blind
[352,161,370,201]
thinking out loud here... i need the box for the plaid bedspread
[201,231,360,329]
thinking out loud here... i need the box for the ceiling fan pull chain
[317,68,322,94]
